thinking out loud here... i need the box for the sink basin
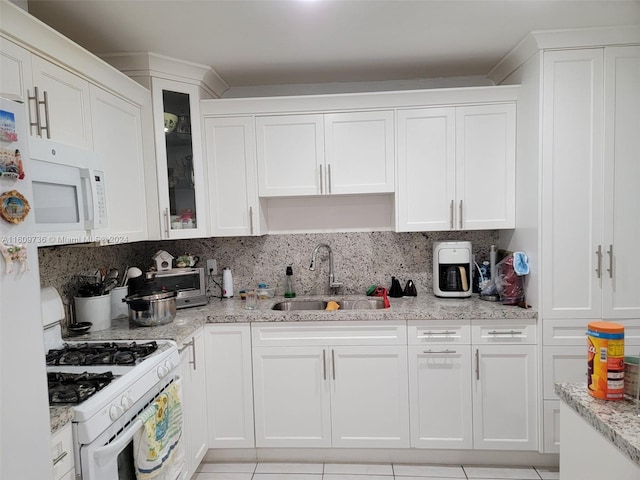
[271,299,387,311]
[337,299,386,310]
[271,300,328,311]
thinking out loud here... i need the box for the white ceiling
[26,0,640,88]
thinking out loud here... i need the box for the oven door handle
[93,418,144,461]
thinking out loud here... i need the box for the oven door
[78,377,185,480]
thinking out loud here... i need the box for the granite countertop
[50,294,536,432]
[67,294,536,345]
[555,382,640,468]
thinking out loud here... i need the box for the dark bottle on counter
[284,265,296,298]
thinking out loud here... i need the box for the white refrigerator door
[0,98,54,480]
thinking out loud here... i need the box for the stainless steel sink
[271,299,387,311]
[271,300,328,311]
[337,299,386,310]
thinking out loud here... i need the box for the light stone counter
[67,294,536,345]
[555,382,640,469]
[52,294,535,432]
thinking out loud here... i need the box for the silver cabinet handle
[27,88,42,136]
[52,451,68,466]
[606,244,613,279]
[489,330,523,336]
[423,349,457,354]
[475,349,480,380]
[323,349,327,380]
[164,208,170,237]
[419,330,457,337]
[328,164,332,194]
[331,349,336,380]
[319,165,324,194]
[459,200,463,229]
[450,200,454,229]
[249,206,254,235]
[595,245,602,278]
[41,90,51,138]
[178,337,197,370]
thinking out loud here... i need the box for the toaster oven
[147,267,207,309]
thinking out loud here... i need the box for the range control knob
[121,395,133,411]
[156,364,170,379]
[109,404,124,421]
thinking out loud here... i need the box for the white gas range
[42,287,183,480]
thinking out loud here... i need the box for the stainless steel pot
[123,290,177,327]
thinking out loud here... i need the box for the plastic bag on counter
[495,254,525,305]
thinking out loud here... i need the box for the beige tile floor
[194,462,560,480]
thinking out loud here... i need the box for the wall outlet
[206,259,217,275]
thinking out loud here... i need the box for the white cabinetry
[204,324,255,448]
[0,38,93,151]
[407,321,473,449]
[179,329,208,478]
[396,103,515,231]
[256,111,394,197]
[51,423,74,480]
[471,320,538,450]
[90,86,150,243]
[151,78,207,239]
[251,322,409,449]
[0,38,32,102]
[203,116,264,236]
[541,46,640,320]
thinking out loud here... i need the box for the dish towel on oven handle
[134,378,184,480]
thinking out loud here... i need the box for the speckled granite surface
[51,294,535,432]
[68,294,535,343]
[50,406,74,434]
[555,382,640,468]
[39,230,502,326]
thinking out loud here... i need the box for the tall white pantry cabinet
[493,29,640,454]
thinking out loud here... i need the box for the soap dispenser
[284,265,296,298]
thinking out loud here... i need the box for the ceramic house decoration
[152,250,174,272]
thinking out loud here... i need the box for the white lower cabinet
[407,321,473,449]
[251,322,409,448]
[204,324,255,448]
[51,423,74,480]
[471,320,538,451]
[179,328,207,478]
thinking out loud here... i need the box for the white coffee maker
[433,241,473,298]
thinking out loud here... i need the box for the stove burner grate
[47,371,115,404]
[46,341,159,366]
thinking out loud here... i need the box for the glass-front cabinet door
[151,78,207,239]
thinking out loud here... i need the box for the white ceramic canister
[222,267,234,298]
[75,294,111,332]
[110,286,129,319]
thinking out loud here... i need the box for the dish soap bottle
[284,265,296,298]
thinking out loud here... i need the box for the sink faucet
[309,243,343,295]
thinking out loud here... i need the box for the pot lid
[124,289,177,303]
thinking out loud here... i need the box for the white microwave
[30,139,107,246]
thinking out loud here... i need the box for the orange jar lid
[588,321,624,333]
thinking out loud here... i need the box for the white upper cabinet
[542,46,640,320]
[324,111,395,194]
[256,114,325,196]
[397,103,516,231]
[204,116,264,236]
[90,85,149,243]
[1,39,93,151]
[0,38,32,102]
[30,55,93,151]
[257,110,394,197]
[397,108,456,231]
[151,78,208,239]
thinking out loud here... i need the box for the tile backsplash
[39,230,498,323]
